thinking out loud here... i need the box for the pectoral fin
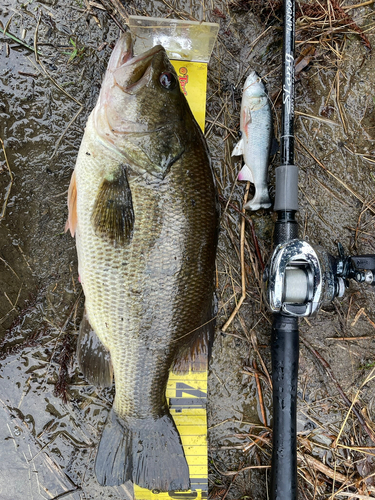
[65,170,77,237]
[92,164,134,246]
[232,138,244,157]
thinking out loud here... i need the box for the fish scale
[67,34,218,489]
[76,122,216,456]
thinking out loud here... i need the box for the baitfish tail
[95,408,190,491]
[243,185,272,211]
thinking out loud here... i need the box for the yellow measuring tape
[134,366,208,500]
[134,61,209,500]
[171,61,208,132]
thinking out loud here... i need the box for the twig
[89,1,106,9]
[222,183,250,331]
[49,487,82,499]
[339,469,375,493]
[160,0,198,21]
[297,451,348,484]
[351,307,365,327]
[335,69,348,134]
[235,26,275,87]
[0,26,43,55]
[295,110,340,126]
[98,0,128,27]
[35,59,83,107]
[46,292,83,374]
[300,186,338,235]
[50,106,84,160]
[34,12,41,63]
[242,368,270,386]
[205,119,237,138]
[296,137,375,214]
[363,310,375,329]
[18,245,33,272]
[0,256,19,280]
[206,102,227,138]
[84,0,101,27]
[0,285,22,325]
[0,137,14,221]
[336,443,375,457]
[242,431,271,453]
[327,336,372,340]
[336,367,375,447]
[301,167,352,208]
[253,359,267,426]
[300,335,375,443]
[240,317,273,390]
[333,494,375,500]
[221,470,239,500]
[343,143,375,165]
[349,305,375,330]
[217,464,271,476]
[218,194,265,270]
[342,0,375,10]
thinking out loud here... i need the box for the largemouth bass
[232,71,272,210]
[66,33,218,491]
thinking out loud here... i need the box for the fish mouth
[244,71,260,88]
[109,33,164,91]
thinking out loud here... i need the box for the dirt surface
[1,1,375,499]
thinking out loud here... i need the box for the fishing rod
[268,1,299,497]
[263,0,375,499]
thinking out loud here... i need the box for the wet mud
[1,1,375,499]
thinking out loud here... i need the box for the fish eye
[159,72,177,90]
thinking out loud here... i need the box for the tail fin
[244,186,271,211]
[95,408,190,491]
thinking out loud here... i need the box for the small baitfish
[66,33,218,491]
[232,71,272,210]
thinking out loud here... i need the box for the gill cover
[92,33,186,180]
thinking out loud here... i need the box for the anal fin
[77,310,113,388]
[238,164,254,182]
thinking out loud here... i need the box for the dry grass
[204,0,375,499]
[1,0,375,498]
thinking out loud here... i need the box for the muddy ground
[1,0,375,499]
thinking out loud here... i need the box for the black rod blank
[273,0,299,214]
[280,0,295,167]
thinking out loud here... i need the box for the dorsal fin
[65,170,77,237]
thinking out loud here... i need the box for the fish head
[93,33,189,177]
[242,71,266,99]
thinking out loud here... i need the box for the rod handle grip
[270,314,299,500]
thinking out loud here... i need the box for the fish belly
[243,106,272,210]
